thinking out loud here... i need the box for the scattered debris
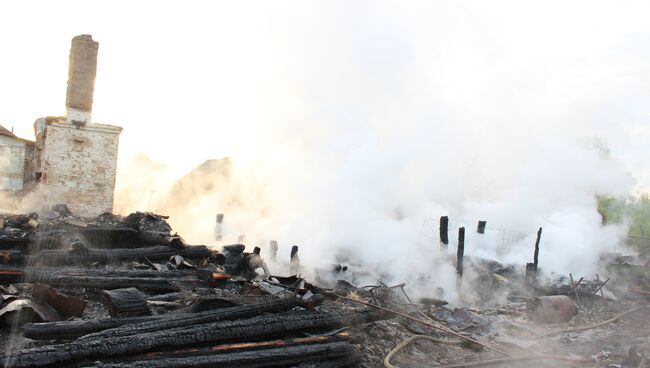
[1,210,650,367]
[526,295,578,323]
[102,288,152,317]
[31,284,87,318]
[0,299,60,326]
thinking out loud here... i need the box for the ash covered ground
[1,210,649,368]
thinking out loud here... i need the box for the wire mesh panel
[422,217,527,257]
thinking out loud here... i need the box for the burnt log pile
[9,210,650,367]
[0,211,388,367]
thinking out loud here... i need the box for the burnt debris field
[0,210,649,368]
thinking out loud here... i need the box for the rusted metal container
[526,295,578,323]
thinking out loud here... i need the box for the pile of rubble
[1,211,650,367]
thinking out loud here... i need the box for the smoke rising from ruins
[3,2,649,300]
[108,3,645,301]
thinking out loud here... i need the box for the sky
[0,1,648,186]
[1,1,650,294]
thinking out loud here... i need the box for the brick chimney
[65,34,98,126]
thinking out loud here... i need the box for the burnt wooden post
[253,246,261,255]
[456,227,465,277]
[533,227,542,270]
[269,240,278,261]
[215,214,224,241]
[290,245,300,274]
[525,227,543,283]
[477,220,486,234]
[439,216,449,247]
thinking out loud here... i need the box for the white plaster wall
[0,135,26,190]
[40,121,122,216]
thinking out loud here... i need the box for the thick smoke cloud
[2,1,648,301]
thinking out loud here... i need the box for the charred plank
[87,342,358,368]
[10,309,384,367]
[83,296,307,340]
[32,245,209,266]
[22,297,301,340]
[92,333,353,365]
[22,315,166,341]
[22,275,183,292]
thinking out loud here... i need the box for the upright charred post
[439,216,449,247]
[456,227,465,277]
[477,220,487,234]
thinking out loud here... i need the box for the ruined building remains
[33,35,122,217]
[0,125,35,192]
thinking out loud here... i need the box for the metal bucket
[526,295,578,323]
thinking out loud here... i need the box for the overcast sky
[1,1,648,190]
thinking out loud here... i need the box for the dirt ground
[354,295,650,368]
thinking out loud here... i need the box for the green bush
[598,194,650,254]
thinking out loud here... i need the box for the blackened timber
[477,220,487,234]
[102,288,151,317]
[22,275,183,292]
[57,268,198,279]
[98,333,352,364]
[85,342,358,368]
[30,227,141,250]
[533,227,542,270]
[33,245,209,265]
[22,297,302,340]
[0,267,202,285]
[439,216,449,246]
[22,315,167,341]
[9,309,384,367]
[456,227,465,277]
[83,296,307,340]
[0,237,30,251]
[12,267,198,279]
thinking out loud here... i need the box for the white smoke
[2,1,648,301]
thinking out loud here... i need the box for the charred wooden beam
[477,220,487,234]
[32,245,209,266]
[533,227,542,270]
[102,288,151,317]
[29,227,142,251]
[0,267,203,285]
[10,309,384,367]
[99,333,352,364]
[85,342,358,368]
[22,315,166,341]
[22,297,302,340]
[0,237,30,251]
[21,275,183,292]
[456,227,465,277]
[7,266,197,278]
[57,268,198,279]
[439,216,449,246]
[83,296,308,340]
[290,246,300,274]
